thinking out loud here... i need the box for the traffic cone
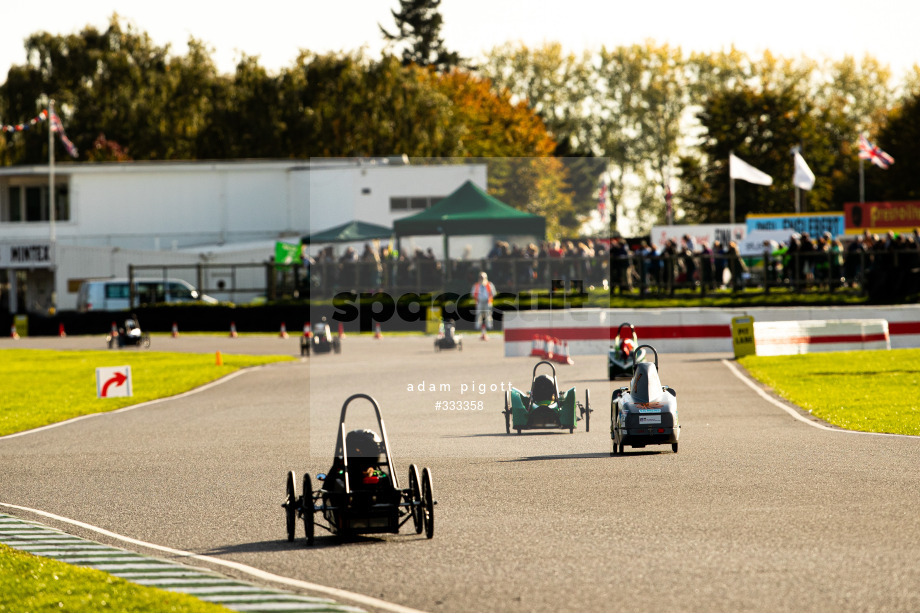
[529,334,545,357]
[279,322,289,339]
[229,322,238,338]
[171,322,179,338]
[374,322,383,339]
[58,323,66,338]
[338,322,346,339]
[10,324,19,340]
[554,339,574,365]
[215,351,223,366]
[480,322,488,341]
[544,336,555,361]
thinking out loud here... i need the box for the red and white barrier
[503,306,920,356]
[753,319,890,356]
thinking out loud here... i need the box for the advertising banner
[843,201,920,234]
[745,213,845,238]
[649,224,746,249]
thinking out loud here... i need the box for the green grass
[0,543,231,613]
[0,348,296,612]
[739,349,920,436]
[0,349,294,437]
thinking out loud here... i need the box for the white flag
[729,154,773,186]
[793,151,815,190]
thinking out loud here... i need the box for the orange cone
[171,322,179,338]
[374,322,383,339]
[229,322,238,338]
[58,323,66,338]
[544,336,555,361]
[338,322,346,339]
[279,322,289,339]
[10,324,20,340]
[554,339,574,365]
[215,351,223,366]
[530,334,544,357]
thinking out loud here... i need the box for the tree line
[2,10,919,237]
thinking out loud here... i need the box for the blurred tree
[379,0,462,71]
[871,90,920,199]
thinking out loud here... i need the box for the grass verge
[738,348,920,436]
[0,349,295,437]
[0,543,231,613]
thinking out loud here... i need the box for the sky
[2,0,920,80]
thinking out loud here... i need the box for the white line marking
[722,359,918,439]
[0,502,421,613]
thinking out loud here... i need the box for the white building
[0,158,487,312]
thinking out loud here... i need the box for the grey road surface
[1,335,919,612]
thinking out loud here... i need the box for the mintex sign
[0,242,53,268]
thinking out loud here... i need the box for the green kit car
[503,360,591,434]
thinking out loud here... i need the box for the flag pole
[729,151,735,224]
[48,98,56,243]
[730,179,735,225]
[859,156,865,203]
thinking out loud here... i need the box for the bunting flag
[1,108,78,157]
[0,110,46,133]
[793,151,815,190]
[858,135,894,169]
[729,154,773,186]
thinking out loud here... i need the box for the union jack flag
[858,135,894,169]
[50,112,78,158]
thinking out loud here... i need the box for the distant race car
[302,318,341,356]
[608,322,647,379]
[503,360,591,434]
[610,345,680,455]
[282,393,435,545]
[106,316,150,349]
[434,319,462,351]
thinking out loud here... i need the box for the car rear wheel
[672,442,679,453]
[284,470,297,542]
[301,473,315,545]
[408,465,423,535]
[584,389,591,432]
[504,392,511,434]
[421,468,435,539]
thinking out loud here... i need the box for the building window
[389,196,445,212]
[2,184,69,223]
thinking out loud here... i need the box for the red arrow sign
[101,372,127,397]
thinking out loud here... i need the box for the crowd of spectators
[304,228,920,299]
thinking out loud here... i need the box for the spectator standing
[471,272,497,336]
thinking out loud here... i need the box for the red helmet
[621,338,635,356]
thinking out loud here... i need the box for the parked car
[77,278,217,311]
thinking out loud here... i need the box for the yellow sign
[426,306,440,334]
[731,315,756,358]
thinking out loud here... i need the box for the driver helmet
[345,429,383,458]
[621,338,635,356]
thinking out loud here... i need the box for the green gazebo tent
[302,220,393,245]
[392,180,545,259]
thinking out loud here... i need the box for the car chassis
[282,393,435,545]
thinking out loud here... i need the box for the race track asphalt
[1,334,919,612]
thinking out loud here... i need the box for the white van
[77,278,218,312]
